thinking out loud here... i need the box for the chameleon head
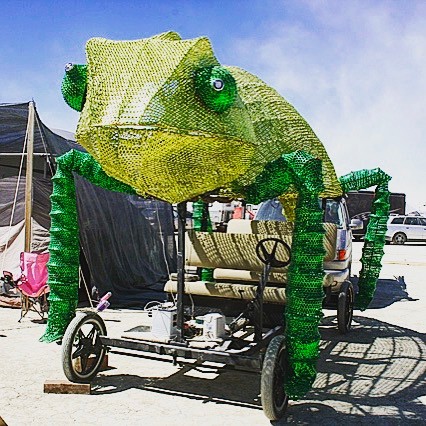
[62,33,256,203]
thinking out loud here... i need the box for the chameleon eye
[212,79,224,91]
[61,63,88,112]
[194,66,237,112]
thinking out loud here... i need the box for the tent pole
[24,101,35,253]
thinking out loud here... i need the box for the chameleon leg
[244,150,326,399]
[281,152,325,399]
[339,168,391,309]
[40,150,135,343]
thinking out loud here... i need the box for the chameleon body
[43,32,390,399]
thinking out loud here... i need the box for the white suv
[385,214,426,244]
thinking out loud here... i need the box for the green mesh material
[245,150,325,399]
[71,34,342,204]
[76,36,257,203]
[55,34,391,400]
[194,66,237,112]
[192,200,214,281]
[339,169,391,310]
[61,64,87,112]
[40,150,135,343]
[227,66,342,199]
[285,190,325,398]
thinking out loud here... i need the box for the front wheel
[337,281,354,334]
[392,232,407,245]
[261,335,289,421]
[62,310,107,383]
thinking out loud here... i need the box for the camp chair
[16,252,50,322]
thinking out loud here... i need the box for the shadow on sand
[350,276,418,309]
[92,315,425,424]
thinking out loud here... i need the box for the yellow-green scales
[42,32,390,400]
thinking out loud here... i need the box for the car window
[324,200,344,228]
[255,199,287,221]
[419,218,426,226]
[256,198,346,228]
[404,217,419,226]
[391,217,404,224]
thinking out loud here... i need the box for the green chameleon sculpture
[41,32,390,399]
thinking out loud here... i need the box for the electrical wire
[35,112,54,176]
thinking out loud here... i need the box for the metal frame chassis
[99,201,283,370]
[100,325,283,370]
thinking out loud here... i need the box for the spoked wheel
[337,280,354,334]
[261,335,289,421]
[62,310,107,383]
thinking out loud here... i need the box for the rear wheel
[261,335,289,420]
[62,310,107,383]
[392,232,407,245]
[337,281,354,334]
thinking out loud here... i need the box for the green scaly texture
[339,169,391,310]
[40,150,136,343]
[192,200,214,281]
[245,150,325,399]
[61,64,87,112]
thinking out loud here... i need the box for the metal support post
[176,202,187,342]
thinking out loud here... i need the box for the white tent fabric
[0,220,48,278]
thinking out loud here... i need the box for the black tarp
[0,102,75,161]
[0,102,176,307]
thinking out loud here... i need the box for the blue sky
[1,0,425,210]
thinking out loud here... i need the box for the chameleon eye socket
[61,64,88,112]
[194,66,237,113]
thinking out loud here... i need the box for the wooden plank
[43,380,91,395]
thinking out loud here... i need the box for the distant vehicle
[255,198,362,293]
[173,208,193,230]
[385,214,426,244]
[345,191,406,241]
[209,201,236,230]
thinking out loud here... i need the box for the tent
[0,102,176,307]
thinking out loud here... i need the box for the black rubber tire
[62,310,107,383]
[337,281,354,334]
[392,232,407,245]
[261,335,289,421]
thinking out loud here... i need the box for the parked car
[255,198,363,293]
[346,190,406,241]
[385,214,426,244]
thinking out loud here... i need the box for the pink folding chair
[16,252,50,322]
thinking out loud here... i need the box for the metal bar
[176,202,187,342]
[24,101,35,253]
[254,263,270,342]
[100,336,262,369]
[101,326,283,369]
[0,153,50,156]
